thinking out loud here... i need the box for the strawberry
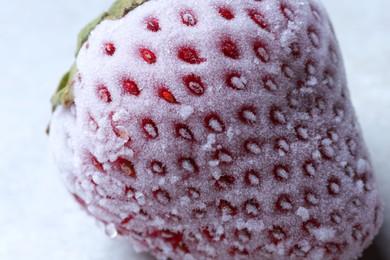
[49,0,383,259]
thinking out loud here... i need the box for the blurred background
[0,0,388,259]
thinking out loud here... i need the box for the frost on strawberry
[49,0,383,259]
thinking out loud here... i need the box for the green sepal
[75,14,105,56]
[51,63,77,111]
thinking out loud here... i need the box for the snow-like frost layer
[50,0,383,259]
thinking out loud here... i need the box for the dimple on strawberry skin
[49,0,383,259]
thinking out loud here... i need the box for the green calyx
[51,0,149,112]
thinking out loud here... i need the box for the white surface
[0,0,388,259]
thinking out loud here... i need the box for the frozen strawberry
[49,0,383,259]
